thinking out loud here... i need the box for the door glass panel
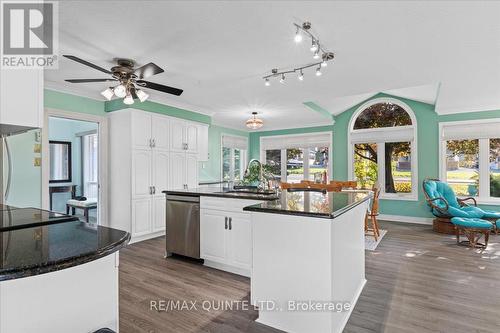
[222,147,231,181]
[234,149,241,181]
[286,148,304,183]
[308,147,329,182]
[446,139,479,196]
[265,150,282,182]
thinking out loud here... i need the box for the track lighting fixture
[262,21,334,85]
[315,66,322,76]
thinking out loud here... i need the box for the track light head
[294,27,302,43]
[279,74,285,83]
[313,50,320,59]
[315,66,322,76]
[310,39,318,52]
[298,70,304,81]
[265,78,270,86]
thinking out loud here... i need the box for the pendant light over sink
[246,112,264,130]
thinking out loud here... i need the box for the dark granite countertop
[243,190,372,219]
[162,186,279,201]
[0,206,79,232]
[0,220,130,281]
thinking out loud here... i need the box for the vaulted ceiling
[44,1,500,131]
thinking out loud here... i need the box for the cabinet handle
[186,143,189,150]
[148,186,152,195]
[225,217,228,230]
[152,186,156,194]
[228,217,232,230]
[149,138,153,148]
[152,139,156,147]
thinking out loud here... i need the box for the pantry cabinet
[109,109,209,242]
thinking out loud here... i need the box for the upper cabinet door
[197,124,209,161]
[132,149,152,199]
[131,111,152,149]
[0,69,43,128]
[151,115,170,151]
[170,119,186,152]
[185,123,199,153]
[153,150,169,195]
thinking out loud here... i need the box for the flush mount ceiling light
[262,21,334,85]
[246,112,264,130]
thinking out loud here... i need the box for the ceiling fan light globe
[136,89,149,102]
[123,94,134,105]
[101,88,114,101]
[114,84,127,98]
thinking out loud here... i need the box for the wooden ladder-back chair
[365,183,381,241]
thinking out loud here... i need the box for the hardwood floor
[119,221,500,333]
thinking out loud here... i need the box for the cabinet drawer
[200,197,262,213]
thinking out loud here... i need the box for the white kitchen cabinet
[226,213,252,271]
[152,196,166,232]
[110,109,207,242]
[131,111,152,149]
[169,119,209,160]
[0,69,43,129]
[200,197,261,277]
[197,124,209,161]
[132,198,152,237]
[132,149,152,198]
[200,210,227,263]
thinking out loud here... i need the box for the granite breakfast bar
[0,205,130,333]
[244,190,371,333]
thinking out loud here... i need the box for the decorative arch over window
[348,98,418,199]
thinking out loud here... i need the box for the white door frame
[42,108,109,225]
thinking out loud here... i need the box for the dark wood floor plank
[120,221,500,333]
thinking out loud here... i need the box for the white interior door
[170,152,186,190]
[152,115,170,151]
[200,210,227,263]
[131,111,152,149]
[227,213,252,270]
[132,149,152,198]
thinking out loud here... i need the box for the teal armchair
[422,178,500,233]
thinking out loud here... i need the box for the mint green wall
[249,125,335,160]
[199,125,249,182]
[44,89,106,116]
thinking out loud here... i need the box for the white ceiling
[44,1,500,131]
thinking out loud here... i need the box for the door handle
[228,217,232,230]
[225,217,228,230]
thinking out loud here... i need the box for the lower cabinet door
[152,196,166,233]
[227,213,252,271]
[132,198,152,237]
[200,210,226,263]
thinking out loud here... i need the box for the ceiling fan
[63,55,183,105]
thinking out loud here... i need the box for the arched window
[348,98,417,199]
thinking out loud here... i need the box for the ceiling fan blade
[133,63,164,79]
[65,78,117,83]
[136,80,183,96]
[63,55,112,74]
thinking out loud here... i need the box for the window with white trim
[260,132,331,183]
[222,135,248,181]
[440,120,500,201]
[349,98,417,199]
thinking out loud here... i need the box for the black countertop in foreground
[243,190,372,219]
[0,220,130,282]
[163,186,279,201]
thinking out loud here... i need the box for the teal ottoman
[450,217,492,248]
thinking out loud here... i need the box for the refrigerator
[1,128,42,208]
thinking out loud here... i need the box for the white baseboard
[378,214,433,225]
[130,231,165,244]
[203,260,251,278]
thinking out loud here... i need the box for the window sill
[457,197,500,206]
[379,194,418,202]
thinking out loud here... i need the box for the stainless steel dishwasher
[166,194,200,259]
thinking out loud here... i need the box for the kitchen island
[244,190,371,333]
[0,205,130,333]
